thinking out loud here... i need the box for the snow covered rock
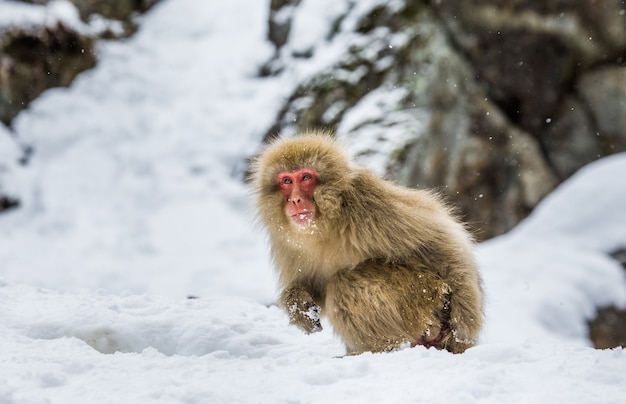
[259,0,626,240]
[0,1,96,125]
[0,0,160,125]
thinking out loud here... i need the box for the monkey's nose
[289,197,303,207]
[289,189,304,206]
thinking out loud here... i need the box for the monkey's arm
[280,286,322,333]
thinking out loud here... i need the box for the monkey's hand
[314,186,343,221]
[281,287,323,334]
[289,301,322,334]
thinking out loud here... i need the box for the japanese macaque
[251,132,483,355]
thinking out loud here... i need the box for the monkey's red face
[277,168,318,227]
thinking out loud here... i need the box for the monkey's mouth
[290,211,314,227]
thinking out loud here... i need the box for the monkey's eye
[282,177,293,185]
[301,173,312,182]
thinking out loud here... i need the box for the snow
[0,0,121,37]
[338,85,428,175]
[0,0,625,402]
[0,0,77,30]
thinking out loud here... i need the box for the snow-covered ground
[1,1,625,402]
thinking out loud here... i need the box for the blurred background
[0,0,625,348]
[2,0,625,238]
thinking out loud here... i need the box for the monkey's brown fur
[252,132,483,355]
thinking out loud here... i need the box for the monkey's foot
[413,330,445,349]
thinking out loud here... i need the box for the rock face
[0,0,160,126]
[262,0,626,240]
[436,0,626,182]
[0,23,96,126]
[589,306,626,349]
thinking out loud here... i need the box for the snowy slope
[1,0,625,403]
[0,0,283,302]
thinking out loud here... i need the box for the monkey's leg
[280,286,322,333]
[325,261,451,355]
